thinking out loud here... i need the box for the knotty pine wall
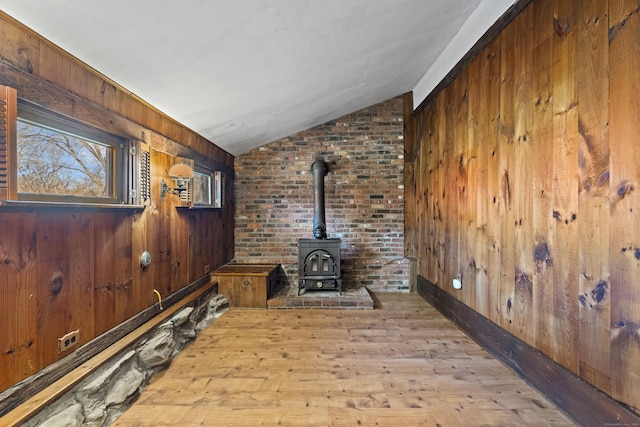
[405,0,640,413]
[0,13,234,392]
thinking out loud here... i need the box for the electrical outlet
[204,264,211,274]
[58,329,80,353]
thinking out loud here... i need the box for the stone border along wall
[24,293,229,427]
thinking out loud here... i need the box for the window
[213,170,225,208]
[16,99,127,203]
[191,167,225,208]
[192,170,212,206]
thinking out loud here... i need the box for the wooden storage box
[211,264,279,308]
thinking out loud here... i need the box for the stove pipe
[310,160,329,239]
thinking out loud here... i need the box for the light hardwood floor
[113,292,575,426]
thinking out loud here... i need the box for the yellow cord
[153,289,163,310]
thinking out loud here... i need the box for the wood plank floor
[113,293,575,426]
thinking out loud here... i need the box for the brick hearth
[267,285,374,309]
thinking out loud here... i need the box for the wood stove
[298,160,342,294]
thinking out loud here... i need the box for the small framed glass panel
[16,99,126,203]
[192,170,212,206]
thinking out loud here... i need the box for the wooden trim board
[417,276,640,426]
[0,275,213,419]
[0,280,216,426]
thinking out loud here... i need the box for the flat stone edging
[23,293,229,427]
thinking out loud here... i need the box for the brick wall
[234,96,409,292]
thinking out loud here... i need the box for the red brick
[235,96,409,293]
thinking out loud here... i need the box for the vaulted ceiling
[0,1,514,155]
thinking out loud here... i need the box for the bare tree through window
[17,120,110,197]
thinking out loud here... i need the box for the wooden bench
[211,264,279,308]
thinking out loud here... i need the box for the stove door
[304,249,337,278]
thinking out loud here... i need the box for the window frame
[16,99,127,204]
[192,168,213,207]
[188,165,225,209]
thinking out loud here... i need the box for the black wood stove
[298,160,342,294]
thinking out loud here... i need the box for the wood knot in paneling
[534,238,552,271]
[611,320,639,344]
[50,270,64,296]
[553,17,573,38]
[615,180,634,200]
[579,280,608,309]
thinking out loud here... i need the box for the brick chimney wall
[234,96,408,292]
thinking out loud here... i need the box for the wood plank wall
[0,13,234,392]
[405,0,640,414]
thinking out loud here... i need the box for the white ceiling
[0,1,514,156]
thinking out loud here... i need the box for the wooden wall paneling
[152,150,174,298]
[413,111,424,282]
[550,0,580,374]
[144,151,167,304]
[472,50,490,318]
[205,211,219,271]
[67,55,94,106]
[576,0,612,392]
[456,67,475,307]
[443,83,458,293]
[420,106,437,284]
[214,207,233,269]
[131,209,152,314]
[0,18,40,77]
[486,36,503,325]
[0,60,138,145]
[512,5,535,345]
[223,208,235,267]
[0,212,36,391]
[435,94,447,289]
[205,211,220,273]
[531,0,555,358]
[423,104,437,283]
[169,207,189,294]
[0,13,236,393]
[403,158,416,261]
[188,210,204,284]
[609,0,640,411]
[408,0,640,414]
[35,212,71,368]
[93,212,117,336]
[210,210,228,274]
[37,45,75,101]
[190,208,232,285]
[414,146,424,281]
[420,102,432,282]
[67,212,95,350]
[498,20,516,332]
[114,213,134,323]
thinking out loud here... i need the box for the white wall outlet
[453,278,462,290]
[58,329,80,353]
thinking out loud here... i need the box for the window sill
[175,205,223,210]
[0,200,147,211]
